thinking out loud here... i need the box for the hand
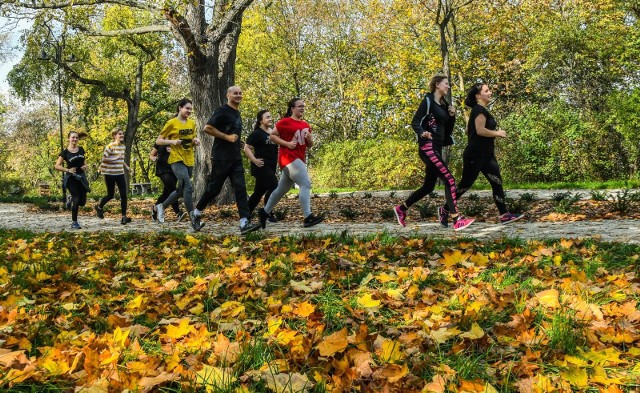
[193,138,200,146]
[448,105,456,117]
[421,131,432,139]
[173,140,182,146]
[226,134,239,143]
[150,155,158,162]
[166,146,172,153]
[254,158,264,167]
[68,167,77,174]
[496,129,507,138]
[81,165,88,171]
[288,139,298,149]
[304,130,312,141]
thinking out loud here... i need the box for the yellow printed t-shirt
[160,117,197,166]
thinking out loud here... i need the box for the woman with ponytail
[244,110,279,220]
[394,73,475,231]
[257,98,324,229]
[437,83,523,225]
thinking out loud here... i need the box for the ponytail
[464,83,485,108]
[285,98,301,118]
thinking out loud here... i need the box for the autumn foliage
[0,230,639,392]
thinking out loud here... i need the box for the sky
[1,17,33,95]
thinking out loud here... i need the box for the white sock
[240,217,248,227]
[193,208,201,217]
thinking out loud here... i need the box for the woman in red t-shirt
[257,98,324,228]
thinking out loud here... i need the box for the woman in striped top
[95,128,132,224]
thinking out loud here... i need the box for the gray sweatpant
[264,159,312,218]
[162,162,194,213]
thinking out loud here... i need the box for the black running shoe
[303,213,325,228]
[95,205,104,219]
[258,208,269,229]
[190,211,204,232]
[240,221,261,235]
[121,217,132,225]
[268,212,279,223]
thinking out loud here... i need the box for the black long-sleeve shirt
[411,93,455,149]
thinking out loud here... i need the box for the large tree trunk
[177,5,245,205]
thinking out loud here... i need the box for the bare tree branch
[3,0,159,12]
[209,0,254,44]
[73,24,170,36]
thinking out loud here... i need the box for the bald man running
[191,86,260,235]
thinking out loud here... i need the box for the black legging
[156,172,181,214]
[99,174,128,216]
[443,154,507,214]
[405,142,459,214]
[67,178,87,222]
[248,166,278,214]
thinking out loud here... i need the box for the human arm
[411,98,432,139]
[474,114,507,138]
[303,129,314,148]
[269,128,297,149]
[54,156,73,173]
[203,124,238,143]
[149,147,158,162]
[243,143,264,167]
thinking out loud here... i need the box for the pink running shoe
[453,216,475,231]
[500,213,524,224]
[394,205,406,227]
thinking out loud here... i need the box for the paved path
[1,200,638,243]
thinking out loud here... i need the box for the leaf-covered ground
[35,191,640,226]
[1,230,639,392]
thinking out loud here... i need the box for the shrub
[311,139,423,190]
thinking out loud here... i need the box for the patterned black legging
[405,142,459,214]
[443,154,508,214]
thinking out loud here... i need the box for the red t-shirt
[275,117,311,168]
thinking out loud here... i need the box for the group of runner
[55,73,523,233]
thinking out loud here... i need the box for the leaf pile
[0,230,639,392]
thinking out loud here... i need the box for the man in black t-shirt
[192,86,260,235]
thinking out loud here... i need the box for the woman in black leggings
[95,128,131,224]
[244,110,279,222]
[54,131,90,229]
[438,83,523,225]
[394,73,475,231]
[150,145,186,221]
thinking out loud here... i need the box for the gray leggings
[162,162,193,212]
[264,159,312,218]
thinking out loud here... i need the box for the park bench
[38,183,50,196]
[131,182,153,195]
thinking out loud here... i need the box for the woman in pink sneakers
[394,73,474,231]
[436,83,523,226]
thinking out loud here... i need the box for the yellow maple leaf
[263,372,311,393]
[386,288,405,300]
[429,327,461,344]
[42,359,70,376]
[441,249,470,268]
[166,318,193,340]
[196,365,236,390]
[112,326,130,347]
[357,293,381,309]
[185,235,200,246]
[469,253,489,266]
[378,340,404,363]
[591,365,625,385]
[294,301,315,318]
[316,328,348,357]
[560,365,588,388]
[126,294,146,313]
[536,289,560,308]
[459,323,485,340]
[189,303,204,315]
